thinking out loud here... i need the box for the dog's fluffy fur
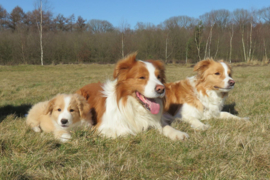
[77,53,188,140]
[26,94,92,142]
[163,59,247,130]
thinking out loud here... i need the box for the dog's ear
[76,88,89,100]
[147,60,166,83]
[113,52,138,79]
[74,94,92,124]
[45,96,56,115]
[194,59,214,76]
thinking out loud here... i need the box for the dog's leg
[54,130,72,143]
[180,103,210,130]
[219,112,249,120]
[162,125,189,140]
[161,115,189,140]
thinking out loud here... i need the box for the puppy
[26,94,92,142]
[163,59,247,130]
[76,52,189,140]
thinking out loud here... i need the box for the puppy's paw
[32,126,41,133]
[242,117,249,121]
[163,126,189,141]
[191,123,210,131]
[59,133,72,143]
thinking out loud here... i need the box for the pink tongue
[146,99,160,114]
[136,92,160,114]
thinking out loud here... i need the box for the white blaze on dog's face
[194,59,235,92]
[47,94,91,128]
[113,53,166,114]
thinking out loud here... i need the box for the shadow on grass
[0,104,32,123]
[222,103,238,115]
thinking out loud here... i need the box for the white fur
[98,80,163,137]
[163,125,189,140]
[60,133,72,143]
[220,62,234,92]
[98,79,188,140]
[142,61,165,98]
[57,96,73,126]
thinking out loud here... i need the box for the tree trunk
[229,24,234,63]
[214,36,220,59]
[263,39,268,61]
[241,27,247,62]
[208,25,213,58]
[248,21,252,62]
[121,33,124,58]
[40,0,43,66]
[165,35,168,64]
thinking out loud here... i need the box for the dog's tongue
[136,92,160,114]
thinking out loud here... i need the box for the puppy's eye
[70,109,74,112]
[157,75,161,79]
[139,76,145,79]
[229,73,232,77]
[57,108,61,112]
[215,72,220,75]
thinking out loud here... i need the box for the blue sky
[1,0,269,28]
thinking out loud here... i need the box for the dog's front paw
[191,123,210,131]
[32,126,41,133]
[59,133,72,143]
[163,126,189,140]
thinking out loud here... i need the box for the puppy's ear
[194,59,214,76]
[147,60,166,83]
[74,94,93,124]
[113,52,138,79]
[45,97,56,115]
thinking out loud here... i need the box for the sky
[1,0,269,28]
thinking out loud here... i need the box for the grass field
[0,64,270,179]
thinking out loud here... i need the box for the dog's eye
[139,76,145,79]
[157,75,161,79]
[70,109,74,112]
[215,72,220,75]
[229,73,232,77]
[57,108,61,112]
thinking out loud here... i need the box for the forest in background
[0,4,270,65]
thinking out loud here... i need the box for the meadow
[0,63,270,179]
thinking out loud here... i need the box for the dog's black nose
[61,119,68,124]
[155,85,165,94]
[229,79,235,86]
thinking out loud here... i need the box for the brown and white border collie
[26,94,92,142]
[163,59,247,130]
[76,53,188,140]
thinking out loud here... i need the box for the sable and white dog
[26,94,92,142]
[76,53,189,140]
[163,59,247,130]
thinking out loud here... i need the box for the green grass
[0,64,270,179]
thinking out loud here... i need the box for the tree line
[0,4,270,65]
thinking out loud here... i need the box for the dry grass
[0,64,270,179]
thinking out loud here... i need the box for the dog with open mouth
[76,52,188,140]
[163,59,248,131]
[26,94,92,142]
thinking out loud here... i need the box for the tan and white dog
[76,53,189,140]
[26,94,92,142]
[163,59,247,130]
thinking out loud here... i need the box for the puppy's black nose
[229,79,235,86]
[155,85,165,94]
[61,119,68,124]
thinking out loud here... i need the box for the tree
[8,6,26,31]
